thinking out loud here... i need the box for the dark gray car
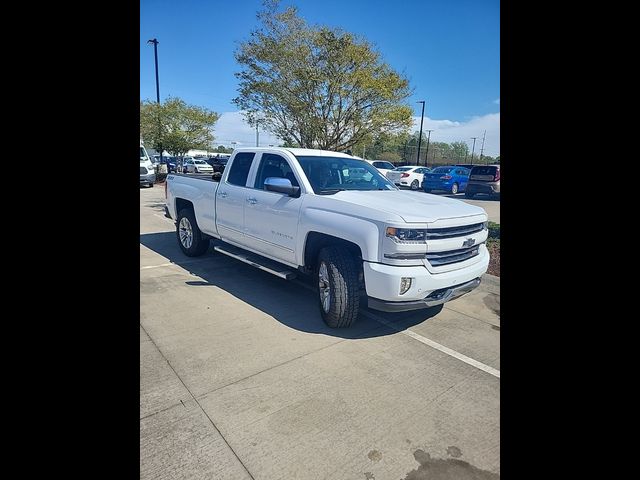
[465,165,500,198]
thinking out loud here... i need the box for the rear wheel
[410,179,419,190]
[317,246,360,328]
[176,209,210,257]
[451,183,459,194]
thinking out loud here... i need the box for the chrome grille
[426,222,484,240]
[426,245,480,266]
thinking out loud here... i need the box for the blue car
[423,166,470,194]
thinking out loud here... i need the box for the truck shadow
[140,232,441,340]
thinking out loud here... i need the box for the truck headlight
[386,227,427,243]
[483,221,488,230]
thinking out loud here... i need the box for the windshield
[471,166,497,175]
[294,155,397,194]
[140,147,149,161]
[194,160,208,165]
[432,167,454,173]
[374,161,395,170]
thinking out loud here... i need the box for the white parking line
[360,310,500,378]
[292,279,499,378]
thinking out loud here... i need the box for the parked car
[183,158,214,174]
[164,157,179,173]
[385,166,431,190]
[206,154,231,173]
[423,166,470,194]
[465,164,500,198]
[140,143,155,188]
[365,160,396,177]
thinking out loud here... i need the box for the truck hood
[330,190,487,223]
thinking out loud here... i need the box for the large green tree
[140,97,219,157]
[234,0,413,151]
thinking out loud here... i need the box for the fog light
[400,277,413,295]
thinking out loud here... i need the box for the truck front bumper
[363,246,489,312]
[368,277,481,312]
[140,173,156,186]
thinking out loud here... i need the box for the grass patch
[486,221,500,276]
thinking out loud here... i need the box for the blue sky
[141,0,500,156]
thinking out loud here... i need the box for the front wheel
[317,246,360,328]
[176,209,210,257]
[451,183,459,194]
[410,179,419,190]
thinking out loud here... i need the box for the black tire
[176,208,210,257]
[451,183,459,194]
[465,191,475,198]
[410,179,419,190]
[148,182,154,188]
[317,246,360,328]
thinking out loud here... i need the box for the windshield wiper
[317,188,346,195]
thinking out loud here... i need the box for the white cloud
[213,111,282,148]
[493,98,500,105]
[213,110,500,157]
[410,113,500,157]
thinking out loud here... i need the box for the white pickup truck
[166,147,490,327]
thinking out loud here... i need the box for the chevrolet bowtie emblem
[462,238,476,248]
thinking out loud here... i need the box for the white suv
[365,159,396,177]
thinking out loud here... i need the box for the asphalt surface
[140,185,500,480]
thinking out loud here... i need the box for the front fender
[297,207,381,264]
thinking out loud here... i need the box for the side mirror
[264,177,300,197]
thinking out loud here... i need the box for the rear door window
[226,152,256,186]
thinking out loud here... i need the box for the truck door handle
[218,191,228,198]
[246,197,257,205]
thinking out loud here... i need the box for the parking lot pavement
[140,186,500,480]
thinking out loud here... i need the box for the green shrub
[488,221,500,239]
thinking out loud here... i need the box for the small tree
[140,97,219,157]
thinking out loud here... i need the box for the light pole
[479,129,486,164]
[416,101,425,165]
[470,137,477,165]
[147,38,162,166]
[424,129,433,168]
